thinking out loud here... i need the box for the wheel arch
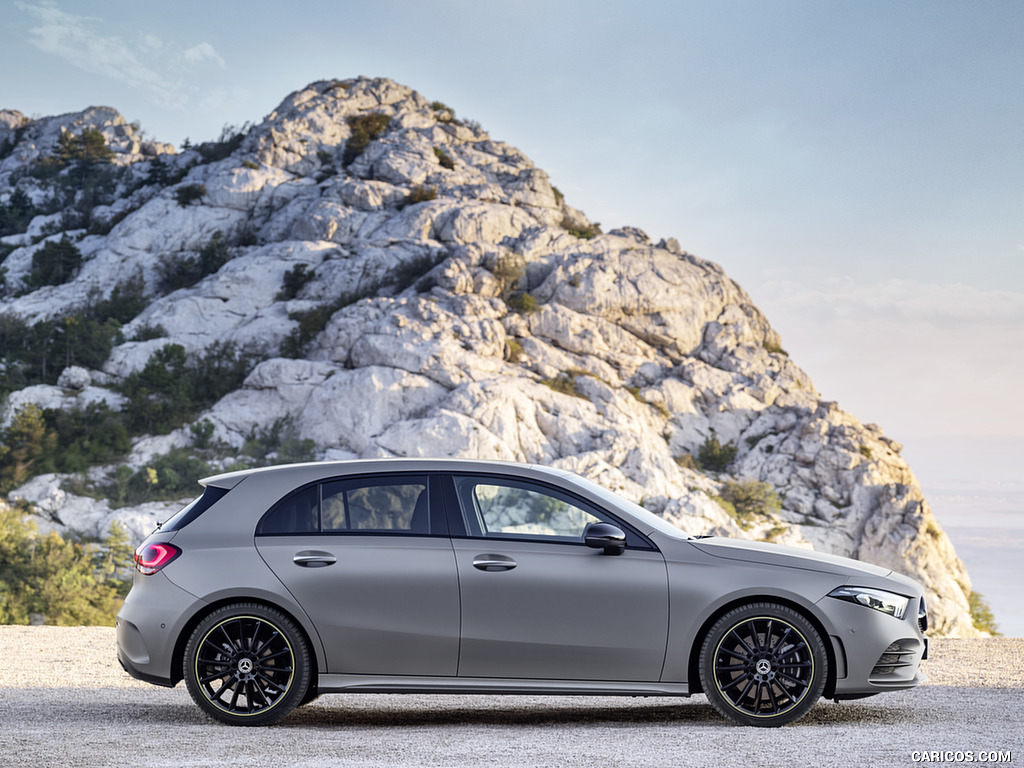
[169,596,321,687]
[686,595,837,699]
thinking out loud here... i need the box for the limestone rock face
[0,77,978,635]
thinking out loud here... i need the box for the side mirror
[584,522,626,555]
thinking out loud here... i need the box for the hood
[689,537,892,578]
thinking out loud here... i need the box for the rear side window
[256,475,431,535]
[160,485,230,532]
[322,478,427,532]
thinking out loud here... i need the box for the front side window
[453,476,602,541]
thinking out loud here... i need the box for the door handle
[293,551,337,567]
[473,554,517,572]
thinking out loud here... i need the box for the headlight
[828,586,909,619]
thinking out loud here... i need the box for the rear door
[255,473,460,676]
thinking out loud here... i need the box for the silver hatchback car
[117,459,928,727]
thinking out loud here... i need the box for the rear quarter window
[159,485,230,532]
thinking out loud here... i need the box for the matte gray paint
[117,458,927,708]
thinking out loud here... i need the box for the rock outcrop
[0,78,977,635]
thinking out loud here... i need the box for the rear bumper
[115,571,205,687]
[116,642,176,688]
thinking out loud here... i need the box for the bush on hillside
[0,510,132,625]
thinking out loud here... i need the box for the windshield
[565,473,694,540]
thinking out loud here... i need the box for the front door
[448,475,670,681]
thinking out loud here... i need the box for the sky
[2,0,1023,629]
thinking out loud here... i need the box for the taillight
[134,543,182,575]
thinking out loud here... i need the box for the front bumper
[824,595,928,697]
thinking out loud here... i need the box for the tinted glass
[257,484,319,535]
[160,485,230,532]
[321,477,429,533]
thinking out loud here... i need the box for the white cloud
[14,1,226,111]
[180,42,226,69]
[138,33,163,52]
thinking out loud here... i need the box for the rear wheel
[184,603,311,726]
[699,602,827,727]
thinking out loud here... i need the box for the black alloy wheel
[699,602,827,727]
[184,603,311,726]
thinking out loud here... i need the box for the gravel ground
[1,627,1022,768]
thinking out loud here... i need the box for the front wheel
[184,603,312,726]
[698,602,828,727]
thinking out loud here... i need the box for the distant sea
[903,435,1024,637]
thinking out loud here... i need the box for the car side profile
[117,459,928,727]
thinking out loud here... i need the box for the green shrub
[119,344,192,434]
[389,251,445,294]
[697,434,737,472]
[714,478,782,530]
[279,287,370,358]
[43,403,132,474]
[674,453,698,471]
[58,127,114,166]
[277,263,316,300]
[25,235,82,288]
[0,277,145,397]
[404,184,438,207]
[157,231,231,291]
[0,510,131,625]
[492,256,524,290]
[430,101,456,123]
[119,341,255,435]
[506,291,539,314]
[433,146,455,170]
[107,449,214,506]
[0,404,56,493]
[968,591,1001,636]
[0,188,36,236]
[190,419,215,449]
[560,216,601,239]
[343,113,391,167]
[130,323,167,341]
[195,124,248,163]
[540,372,586,399]
[506,338,523,363]
[175,183,207,207]
[241,417,316,465]
[147,156,170,186]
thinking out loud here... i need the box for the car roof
[200,457,576,490]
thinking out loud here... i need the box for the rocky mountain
[0,77,978,635]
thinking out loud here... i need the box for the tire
[183,603,312,726]
[698,602,827,727]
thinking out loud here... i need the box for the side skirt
[317,675,690,697]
